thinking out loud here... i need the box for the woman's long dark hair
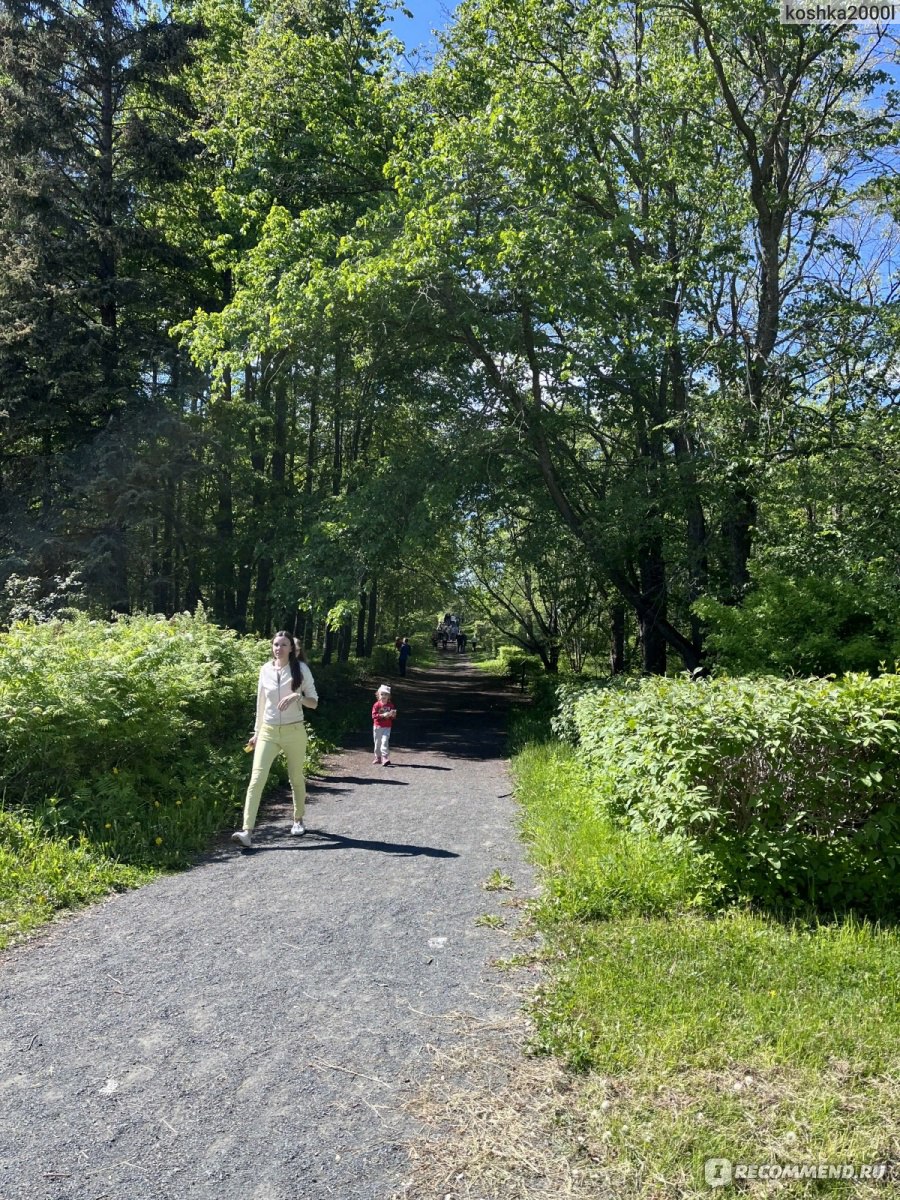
[274,630,306,691]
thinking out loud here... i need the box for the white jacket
[254,660,318,733]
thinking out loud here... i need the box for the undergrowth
[507,684,900,1197]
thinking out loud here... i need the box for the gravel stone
[0,658,534,1199]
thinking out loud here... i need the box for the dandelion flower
[155,837,163,845]
[105,823,112,829]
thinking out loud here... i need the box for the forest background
[2,0,900,676]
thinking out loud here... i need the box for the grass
[0,810,154,951]
[391,1011,610,1200]
[508,736,900,1197]
[475,912,506,928]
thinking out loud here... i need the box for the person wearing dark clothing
[398,637,411,676]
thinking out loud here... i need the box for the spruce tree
[0,0,203,610]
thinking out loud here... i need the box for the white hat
[377,684,391,694]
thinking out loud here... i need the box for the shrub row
[554,673,900,914]
[0,611,266,867]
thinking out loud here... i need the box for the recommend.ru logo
[705,1159,733,1187]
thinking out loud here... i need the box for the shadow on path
[241,828,459,858]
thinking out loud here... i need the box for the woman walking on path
[372,684,397,766]
[232,632,319,849]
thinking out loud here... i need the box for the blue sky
[386,0,459,58]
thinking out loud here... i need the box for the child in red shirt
[372,684,397,766]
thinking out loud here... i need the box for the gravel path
[0,657,535,1200]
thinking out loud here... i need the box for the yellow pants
[241,721,308,831]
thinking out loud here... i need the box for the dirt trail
[0,657,535,1200]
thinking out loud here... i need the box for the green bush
[555,673,900,914]
[694,569,900,676]
[368,643,397,677]
[305,658,374,753]
[514,743,716,921]
[0,610,263,866]
[480,644,544,682]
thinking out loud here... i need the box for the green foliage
[0,0,206,613]
[515,743,717,922]
[482,868,515,892]
[367,642,397,678]
[473,912,505,928]
[513,673,900,1197]
[303,657,374,754]
[0,610,262,867]
[0,610,376,940]
[695,570,900,676]
[482,645,544,680]
[555,673,900,914]
[0,810,153,950]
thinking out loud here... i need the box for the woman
[232,632,318,850]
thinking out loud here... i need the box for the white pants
[373,725,391,760]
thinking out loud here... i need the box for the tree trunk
[322,621,335,666]
[609,603,626,675]
[355,588,367,657]
[331,340,343,496]
[338,616,351,663]
[365,578,378,655]
[305,362,320,495]
[637,538,667,674]
[724,481,756,597]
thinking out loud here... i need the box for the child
[372,684,397,766]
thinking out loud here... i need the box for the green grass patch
[483,868,515,891]
[474,912,506,928]
[0,810,154,950]
[512,737,900,1197]
[515,743,717,920]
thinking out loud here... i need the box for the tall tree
[337,0,897,670]
[0,0,203,609]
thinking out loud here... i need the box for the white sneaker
[231,829,252,849]
[290,822,306,836]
